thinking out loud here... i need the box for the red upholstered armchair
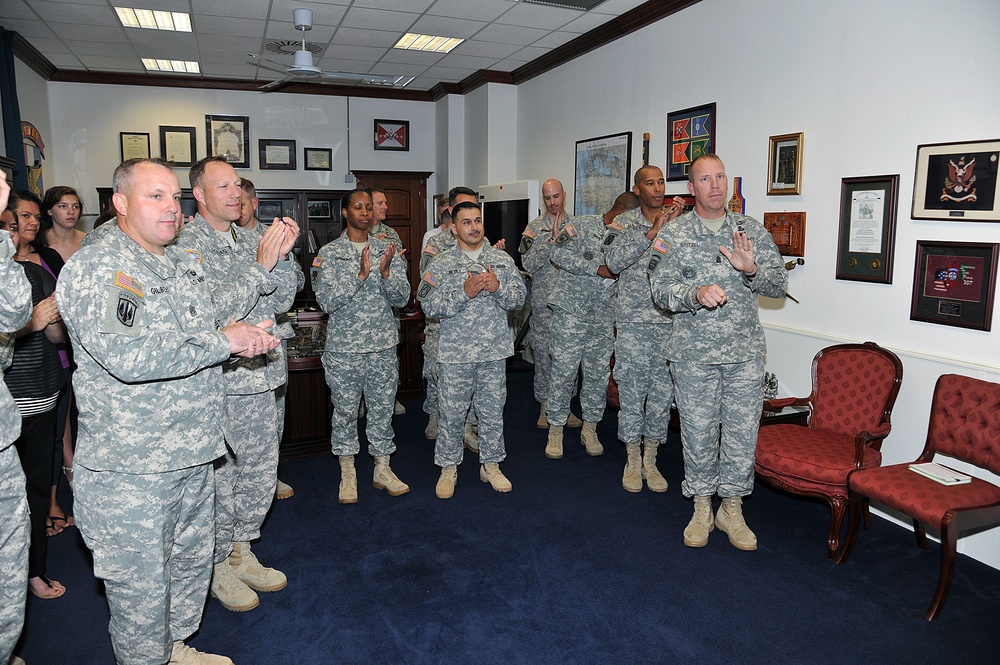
[754,342,903,558]
[836,374,1000,620]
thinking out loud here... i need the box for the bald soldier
[519,179,583,430]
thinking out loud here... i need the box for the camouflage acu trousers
[436,360,507,466]
[671,358,763,498]
[422,320,439,416]
[613,323,673,445]
[529,304,553,403]
[547,309,613,425]
[75,464,214,665]
[215,391,279,562]
[0,447,28,664]
[323,347,398,457]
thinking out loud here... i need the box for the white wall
[516,0,1000,568]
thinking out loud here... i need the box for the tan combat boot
[210,561,259,612]
[536,402,549,429]
[338,455,358,505]
[373,455,410,496]
[715,496,757,551]
[436,465,458,499]
[274,478,294,500]
[580,421,604,456]
[566,412,583,428]
[230,541,287,592]
[425,414,438,440]
[683,495,715,547]
[622,442,642,492]
[545,424,564,459]
[169,641,234,664]
[463,423,479,452]
[641,438,667,492]
[480,462,512,492]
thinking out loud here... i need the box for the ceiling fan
[249,8,411,91]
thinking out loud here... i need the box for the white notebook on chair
[908,462,972,486]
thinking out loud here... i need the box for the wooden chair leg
[925,519,958,621]
[827,496,847,559]
[834,489,863,564]
[862,497,872,530]
[914,519,929,549]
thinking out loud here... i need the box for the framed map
[574,131,632,216]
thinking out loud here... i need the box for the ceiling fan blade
[321,70,397,84]
[259,77,292,91]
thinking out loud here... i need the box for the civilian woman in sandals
[39,186,85,535]
[3,191,67,600]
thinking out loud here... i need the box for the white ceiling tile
[451,40,521,59]
[560,12,613,33]
[320,44,389,62]
[352,0,435,10]
[423,67,475,82]
[48,22,125,41]
[434,53,502,70]
[378,48,447,66]
[44,53,86,67]
[1,1,36,20]
[264,21,335,42]
[194,34,267,53]
[129,30,199,51]
[330,27,400,48]
[126,0,191,11]
[195,15,266,37]
[63,39,133,56]
[201,62,261,77]
[367,62,430,77]
[474,23,549,46]
[496,2,582,29]
[407,16,488,39]
[0,19,57,40]
[193,0,270,20]
[340,7,420,32]
[427,0,514,22]
[508,45,550,61]
[77,55,145,70]
[588,0,650,15]
[25,38,71,55]
[531,30,578,48]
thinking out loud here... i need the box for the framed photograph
[763,212,806,256]
[836,174,900,284]
[374,119,409,151]
[258,139,296,170]
[308,200,332,219]
[767,132,803,195]
[666,102,716,181]
[304,147,333,171]
[159,126,197,167]
[574,131,632,215]
[910,240,998,331]
[205,114,250,168]
[911,139,1000,221]
[120,132,150,162]
[257,200,284,221]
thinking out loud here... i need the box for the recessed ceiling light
[393,33,463,53]
[141,58,200,74]
[115,7,192,32]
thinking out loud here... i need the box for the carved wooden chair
[755,342,904,558]
[836,373,1000,620]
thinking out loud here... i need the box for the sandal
[46,516,64,537]
[29,576,66,600]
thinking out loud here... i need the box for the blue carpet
[17,369,999,664]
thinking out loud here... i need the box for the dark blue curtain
[0,28,28,190]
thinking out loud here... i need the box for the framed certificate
[159,126,197,167]
[206,114,250,169]
[120,132,150,162]
[835,174,899,283]
[304,147,333,171]
[259,139,296,170]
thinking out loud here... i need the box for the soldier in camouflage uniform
[177,157,299,613]
[0,184,33,665]
[603,166,684,493]
[519,179,583,429]
[418,201,526,499]
[314,190,410,505]
[238,180,305,501]
[544,192,640,461]
[649,154,786,551]
[57,158,279,665]
[419,187,480,448]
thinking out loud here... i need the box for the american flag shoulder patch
[424,245,439,256]
[523,228,536,238]
[608,220,625,231]
[652,238,670,254]
[114,271,143,297]
[422,272,439,286]
[183,249,203,264]
[312,256,324,267]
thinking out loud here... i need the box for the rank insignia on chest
[184,249,203,264]
[114,271,143,298]
[311,256,324,267]
[652,238,670,254]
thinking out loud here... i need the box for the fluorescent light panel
[115,7,192,32]
[141,58,200,73]
[393,33,463,53]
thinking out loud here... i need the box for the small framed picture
[763,212,806,256]
[911,138,1000,222]
[308,200,332,219]
[159,126,197,167]
[304,147,333,171]
[666,102,716,181]
[120,132,150,162]
[259,139,296,170]
[767,132,803,195]
[206,114,250,169]
[910,240,998,331]
[836,174,899,284]
[257,200,284,221]
[374,119,409,151]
